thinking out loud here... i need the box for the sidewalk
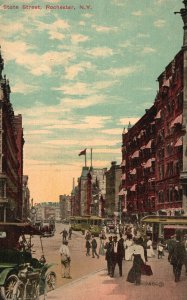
[43,256,187,300]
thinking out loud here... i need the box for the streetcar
[141,215,187,245]
[69,216,105,236]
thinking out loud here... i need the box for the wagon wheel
[0,274,24,300]
[45,271,56,291]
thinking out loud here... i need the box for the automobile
[40,220,56,238]
[0,222,56,300]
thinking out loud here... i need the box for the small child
[157,240,164,259]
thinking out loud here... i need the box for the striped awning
[130,184,136,192]
[130,169,136,175]
[174,138,182,147]
[171,114,182,128]
[155,110,161,119]
[131,150,139,158]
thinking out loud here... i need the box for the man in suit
[111,235,125,277]
[104,236,113,276]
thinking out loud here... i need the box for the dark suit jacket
[117,238,125,259]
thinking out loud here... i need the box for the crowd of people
[58,223,187,285]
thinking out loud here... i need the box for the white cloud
[94,148,120,154]
[11,81,39,94]
[25,130,52,135]
[132,11,143,16]
[87,47,114,57]
[112,0,127,6]
[71,34,90,44]
[64,61,93,80]
[45,115,111,130]
[79,21,86,26]
[92,25,118,32]
[142,47,156,54]
[154,19,166,28]
[44,138,119,147]
[101,128,123,135]
[103,65,142,77]
[54,82,91,95]
[62,95,106,108]
[118,117,140,126]
[2,40,75,76]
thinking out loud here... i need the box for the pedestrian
[68,227,72,240]
[104,236,113,276]
[126,237,146,285]
[157,239,164,259]
[146,236,155,258]
[85,230,91,241]
[166,234,176,262]
[60,228,68,242]
[59,241,72,279]
[124,234,133,261]
[111,235,125,277]
[170,231,186,282]
[91,236,99,258]
[183,234,187,274]
[118,233,125,260]
[86,239,91,256]
[99,230,106,255]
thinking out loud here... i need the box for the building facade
[22,175,30,220]
[105,161,122,218]
[121,3,187,217]
[0,50,24,222]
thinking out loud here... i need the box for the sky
[0,0,184,203]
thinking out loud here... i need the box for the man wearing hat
[111,235,125,277]
[104,236,113,275]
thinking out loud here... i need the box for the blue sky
[0,0,184,202]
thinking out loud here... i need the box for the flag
[78,148,87,156]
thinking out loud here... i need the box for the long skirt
[127,254,143,284]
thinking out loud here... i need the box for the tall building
[121,1,187,217]
[0,49,24,221]
[105,161,122,218]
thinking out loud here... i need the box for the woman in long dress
[126,238,146,285]
[147,237,155,258]
[124,234,133,261]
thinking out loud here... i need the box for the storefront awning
[171,114,182,128]
[174,138,182,147]
[145,140,152,149]
[143,158,155,168]
[131,150,139,158]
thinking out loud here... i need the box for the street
[31,223,187,300]
[32,223,105,289]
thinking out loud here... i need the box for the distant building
[22,175,30,220]
[59,195,71,220]
[105,161,122,218]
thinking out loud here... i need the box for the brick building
[121,2,187,217]
[0,50,24,221]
